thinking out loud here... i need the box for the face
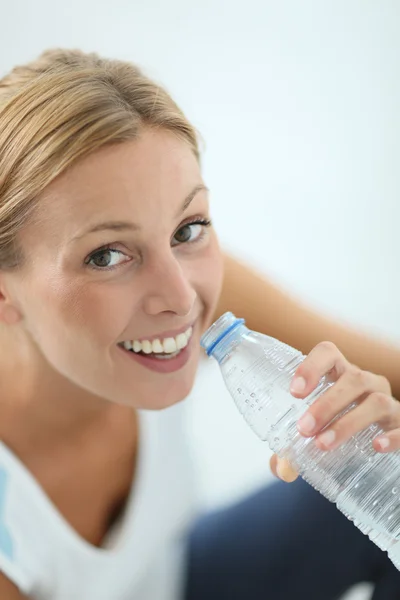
[3,130,223,409]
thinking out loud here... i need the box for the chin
[130,374,196,411]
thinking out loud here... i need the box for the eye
[172,219,211,246]
[86,247,129,270]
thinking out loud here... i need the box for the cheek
[24,275,137,351]
[20,275,144,399]
[193,235,223,321]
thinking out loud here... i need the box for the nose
[142,253,196,317]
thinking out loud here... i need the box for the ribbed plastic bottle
[200,312,400,569]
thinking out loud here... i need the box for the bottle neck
[201,312,249,363]
[209,323,249,364]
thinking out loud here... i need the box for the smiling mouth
[118,326,193,359]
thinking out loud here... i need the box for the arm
[0,574,25,599]
[216,253,400,400]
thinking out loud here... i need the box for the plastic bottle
[200,312,400,568]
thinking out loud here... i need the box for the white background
[2,2,399,598]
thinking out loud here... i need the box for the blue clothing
[185,479,400,599]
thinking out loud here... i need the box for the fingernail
[297,412,316,435]
[318,429,336,448]
[376,436,390,450]
[290,376,307,394]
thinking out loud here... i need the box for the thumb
[269,454,298,483]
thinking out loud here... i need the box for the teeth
[176,333,187,350]
[133,340,142,353]
[163,337,177,354]
[153,349,181,360]
[141,340,152,354]
[121,326,193,355]
[152,339,164,353]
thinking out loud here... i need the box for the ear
[0,279,22,326]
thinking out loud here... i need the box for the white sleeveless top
[0,403,196,599]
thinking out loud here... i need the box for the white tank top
[0,403,196,599]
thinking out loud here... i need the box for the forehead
[29,129,202,242]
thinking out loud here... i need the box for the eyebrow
[71,184,208,242]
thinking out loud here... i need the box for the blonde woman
[0,49,399,600]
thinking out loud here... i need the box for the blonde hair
[0,49,199,269]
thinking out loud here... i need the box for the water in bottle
[200,312,400,568]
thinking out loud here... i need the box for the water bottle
[200,312,400,568]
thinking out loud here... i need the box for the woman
[0,49,399,600]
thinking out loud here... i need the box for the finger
[374,428,400,453]
[290,341,348,399]
[269,454,278,477]
[276,457,298,482]
[270,454,298,482]
[313,392,400,451]
[297,368,379,437]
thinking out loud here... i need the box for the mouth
[117,325,195,374]
[118,325,193,357]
